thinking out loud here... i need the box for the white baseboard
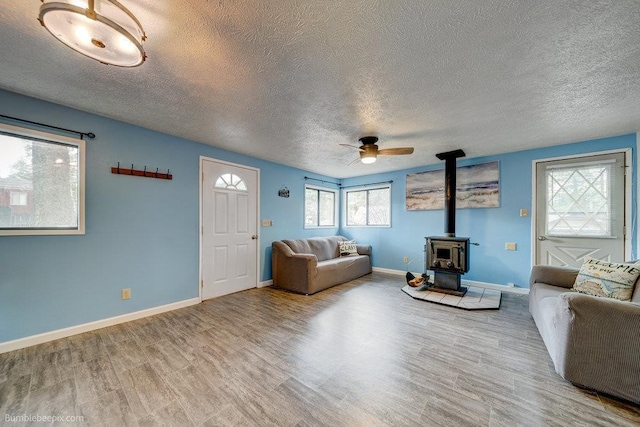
[462,279,529,295]
[258,279,273,288]
[0,297,201,354]
[372,266,406,275]
[372,267,529,295]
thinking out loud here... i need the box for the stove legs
[427,271,468,297]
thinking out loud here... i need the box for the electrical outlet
[121,288,131,300]
[403,256,409,263]
[505,242,517,251]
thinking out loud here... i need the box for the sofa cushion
[313,255,372,293]
[573,257,640,301]
[633,283,640,303]
[530,282,569,354]
[532,281,570,301]
[282,236,346,262]
[339,240,358,257]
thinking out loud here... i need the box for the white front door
[201,158,259,300]
[535,151,627,268]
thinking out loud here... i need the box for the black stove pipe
[435,149,466,237]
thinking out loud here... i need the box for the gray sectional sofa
[529,265,640,404]
[272,235,372,295]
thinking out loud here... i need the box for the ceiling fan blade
[348,157,362,166]
[378,147,414,155]
[340,143,365,151]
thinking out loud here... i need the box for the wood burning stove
[424,149,472,297]
[427,236,470,273]
[426,236,470,295]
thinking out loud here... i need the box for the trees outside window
[304,185,337,228]
[345,185,391,227]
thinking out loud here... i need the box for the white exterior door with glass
[535,151,627,268]
[201,158,259,300]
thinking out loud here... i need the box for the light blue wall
[1,88,636,343]
[340,134,637,288]
[0,90,336,342]
[260,172,340,279]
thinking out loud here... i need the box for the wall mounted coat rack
[111,163,172,180]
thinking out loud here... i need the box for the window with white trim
[345,185,391,227]
[304,185,338,228]
[10,192,27,206]
[0,123,85,235]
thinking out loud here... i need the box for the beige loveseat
[529,265,640,404]
[272,236,372,295]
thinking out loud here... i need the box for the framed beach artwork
[406,161,500,210]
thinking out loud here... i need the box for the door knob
[251,235,258,240]
[538,235,547,241]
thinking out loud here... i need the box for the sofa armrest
[553,293,640,403]
[356,244,371,256]
[272,241,318,294]
[530,265,578,289]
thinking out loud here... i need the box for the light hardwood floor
[1,272,639,426]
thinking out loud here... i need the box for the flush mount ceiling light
[360,147,377,164]
[38,0,147,67]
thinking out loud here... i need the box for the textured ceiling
[0,1,639,178]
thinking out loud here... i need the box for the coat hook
[117,162,120,173]
[167,169,170,178]
[155,167,159,178]
[131,164,134,175]
[143,166,147,176]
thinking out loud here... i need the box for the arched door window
[215,173,247,191]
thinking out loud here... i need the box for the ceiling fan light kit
[360,151,377,164]
[38,0,147,67]
[342,136,415,165]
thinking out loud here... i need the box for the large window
[345,185,391,227]
[0,123,85,235]
[304,185,338,228]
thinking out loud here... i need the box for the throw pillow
[339,240,358,257]
[572,257,640,301]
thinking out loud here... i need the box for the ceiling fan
[341,136,414,164]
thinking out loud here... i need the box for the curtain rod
[340,180,393,189]
[304,176,341,186]
[0,114,95,140]
[304,176,393,189]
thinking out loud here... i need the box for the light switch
[262,219,273,227]
[520,208,528,217]
[505,242,517,251]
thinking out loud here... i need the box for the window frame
[544,160,615,238]
[304,184,338,229]
[0,123,86,236]
[10,191,28,206]
[343,184,392,228]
